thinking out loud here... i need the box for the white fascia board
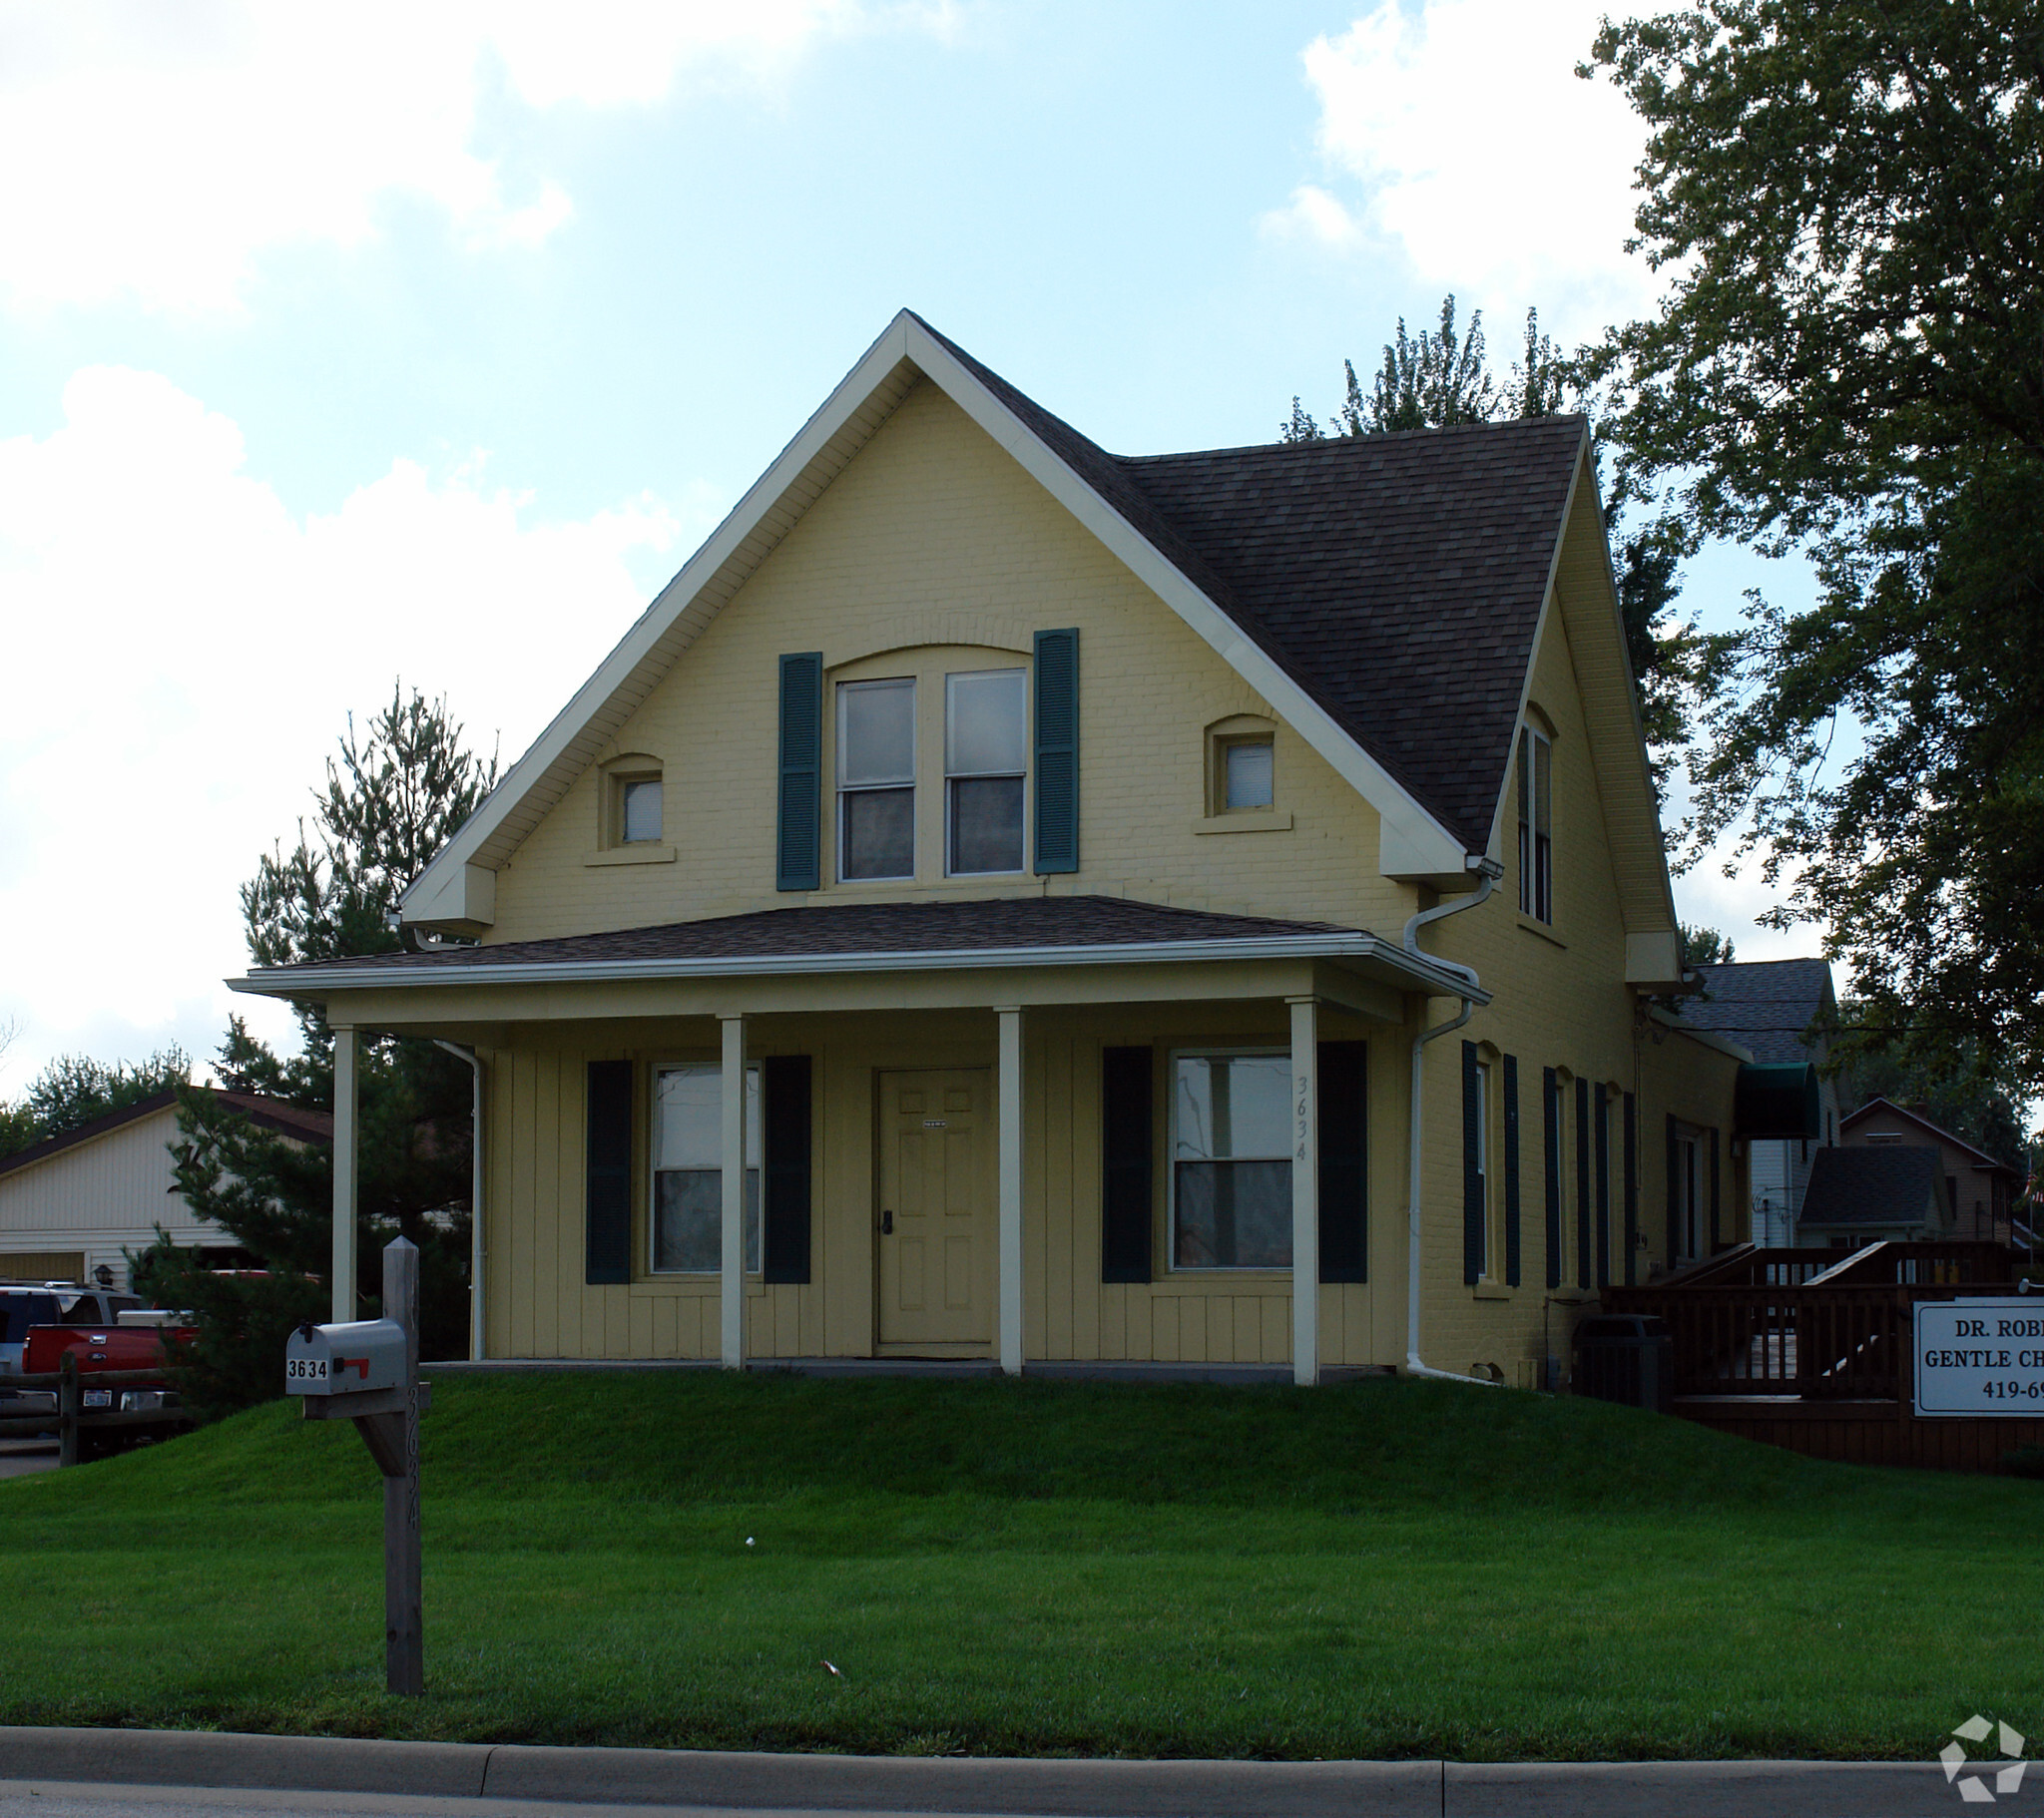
[229,932,1491,1005]
[399,316,921,925]
[896,320,1471,881]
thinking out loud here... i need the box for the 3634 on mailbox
[284,1318,406,1395]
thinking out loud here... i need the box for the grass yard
[1,1371,2037,1760]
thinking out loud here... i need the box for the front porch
[249,896,1478,1386]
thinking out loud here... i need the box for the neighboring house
[1796,1144,1949,1248]
[0,1089,331,1290]
[233,310,1751,1386]
[1679,959,1845,1247]
[1840,1097,2022,1246]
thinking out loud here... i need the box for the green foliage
[1835,1001,2032,1168]
[1582,1,2044,1095]
[0,1046,191,1161]
[1342,294,1499,436]
[161,685,494,1411]
[1680,925,1737,968]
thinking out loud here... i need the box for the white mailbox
[285,1318,408,1396]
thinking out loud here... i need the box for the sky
[0,0,1819,1098]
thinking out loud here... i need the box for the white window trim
[943,667,1029,878]
[1517,726,1553,923]
[647,1060,763,1277]
[1165,1044,1292,1275]
[1473,1058,1492,1282]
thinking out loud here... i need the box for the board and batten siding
[480,1000,1400,1367]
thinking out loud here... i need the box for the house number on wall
[922,1119,947,1130]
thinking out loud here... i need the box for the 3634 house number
[285,1355,328,1385]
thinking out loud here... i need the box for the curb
[0,1727,1962,1817]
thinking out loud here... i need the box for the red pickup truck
[23,1312,196,1443]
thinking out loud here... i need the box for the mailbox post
[285,1235,428,1695]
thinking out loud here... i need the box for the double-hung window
[651,1065,761,1273]
[837,679,915,881]
[945,670,1026,874]
[1517,727,1552,921]
[1472,1057,1491,1278]
[1171,1052,1291,1268]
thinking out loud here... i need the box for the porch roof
[230,894,1486,1004]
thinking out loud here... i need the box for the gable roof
[402,310,1655,929]
[0,1088,332,1183]
[1841,1096,2020,1178]
[1798,1144,1946,1226]
[1679,959,1836,1065]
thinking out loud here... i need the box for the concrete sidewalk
[0,1727,1967,1817]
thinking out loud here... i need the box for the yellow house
[233,311,1749,1386]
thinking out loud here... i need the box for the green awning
[1734,1063,1820,1138]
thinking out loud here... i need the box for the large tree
[139,686,498,1414]
[1583,1,2044,1099]
[0,1047,191,1161]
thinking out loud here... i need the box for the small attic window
[1207,715,1278,816]
[601,755,665,849]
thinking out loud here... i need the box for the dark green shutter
[1710,1128,1722,1252]
[1543,1068,1562,1289]
[776,653,822,891]
[1033,629,1079,874]
[1666,1113,1681,1267]
[1622,1091,1638,1286]
[1503,1056,1521,1288]
[1462,1041,1482,1285]
[761,1056,811,1284]
[586,1060,633,1285]
[1317,1041,1367,1283]
[1594,1083,1611,1289]
[1575,1078,1592,1290]
[1101,1046,1153,1282]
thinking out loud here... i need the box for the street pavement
[0,1730,1981,1818]
[0,1436,57,1479]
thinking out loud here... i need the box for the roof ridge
[1116,412,1591,467]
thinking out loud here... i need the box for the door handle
[881,1208,894,1235]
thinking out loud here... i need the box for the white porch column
[1288,997,1319,1386]
[720,1014,747,1370]
[996,1005,1023,1376]
[331,1024,358,1325]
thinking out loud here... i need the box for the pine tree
[137,686,498,1415]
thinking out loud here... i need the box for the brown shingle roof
[915,313,1587,852]
[1679,959,1836,1065]
[293,895,1359,974]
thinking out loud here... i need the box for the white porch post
[720,1014,747,1370]
[331,1024,358,1325]
[1288,997,1320,1386]
[996,1005,1023,1376]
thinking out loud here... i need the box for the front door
[877,1069,994,1349]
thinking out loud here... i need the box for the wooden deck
[1604,1241,2044,1473]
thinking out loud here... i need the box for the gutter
[1402,861,1504,1388]
[431,1040,486,1364]
[229,931,1492,1005]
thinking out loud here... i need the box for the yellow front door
[877,1069,994,1349]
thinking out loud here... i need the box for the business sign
[1915,1299,2044,1416]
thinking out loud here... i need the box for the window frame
[599,754,664,851]
[647,1061,763,1277]
[1472,1054,1492,1281]
[835,676,917,883]
[1206,717,1278,817]
[1166,1045,1293,1273]
[1517,725,1553,922]
[1674,1128,1703,1265]
[943,667,1029,877]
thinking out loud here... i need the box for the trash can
[1571,1314,1674,1413]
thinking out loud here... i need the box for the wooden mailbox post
[285,1235,430,1696]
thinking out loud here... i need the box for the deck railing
[1603,1242,2024,1402]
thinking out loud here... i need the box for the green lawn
[2,1371,2035,1759]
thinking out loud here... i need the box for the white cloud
[1282,0,1658,343]
[0,366,719,1090]
[1259,184,1365,250]
[0,1,956,314]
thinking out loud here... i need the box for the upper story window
[1171,1051,1290,1269]
[1517,725,1552,922]
[945,670,1026,874]
[599,754,664,850]
[838,679,916,881]
[621,778,662,843]
[1206,715,1278,817]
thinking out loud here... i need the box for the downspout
[433,1040,486,1363]
[1403,860,1504,1385]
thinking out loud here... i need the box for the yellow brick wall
[485,380,1407,944]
